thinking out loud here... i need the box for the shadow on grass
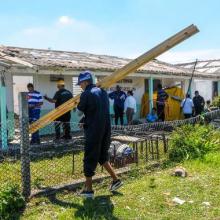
[48,192,120,220]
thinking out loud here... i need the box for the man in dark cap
[76,71,123,198]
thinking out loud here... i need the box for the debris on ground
[172,197,186,205]
[202,201,211,206]
[172,167,188,177]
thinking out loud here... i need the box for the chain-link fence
[1,92,219,199]
[0,118,21,188]
[0,117,170,199]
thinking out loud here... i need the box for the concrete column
[0,79,8,150]
[148,77,154,111]
[6,72,15,139]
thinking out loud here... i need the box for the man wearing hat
[76,71,123,198]
[44,79,73,140]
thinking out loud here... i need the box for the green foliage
[168,124,220,162]
[212,96,220,107]
[0,184,25,220]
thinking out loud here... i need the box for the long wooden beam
[30,24,199,133]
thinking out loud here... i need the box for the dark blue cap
[76,71,93,85]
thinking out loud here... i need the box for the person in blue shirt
[27,83,43,144]
[76,71,123,198]
[109,85,126,125]
[146,107,158,123]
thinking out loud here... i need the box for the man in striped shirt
[27,83,43,144]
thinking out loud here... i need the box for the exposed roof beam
[0,52,34,68]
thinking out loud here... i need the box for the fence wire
[0,118,21,188]
[1,108,220,198]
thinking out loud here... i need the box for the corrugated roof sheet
[176,59,220,77]
[0,45,219,79]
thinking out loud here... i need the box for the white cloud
[158,49,220,64]
[23,27,47,35]
[9,16,107,53]
[57,16,74,26]
[6,16,220,64]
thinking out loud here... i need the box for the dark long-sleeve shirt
[109,90,126,109]
[77,84,110,131]
[193,95,205,115]
[157,89,168,106]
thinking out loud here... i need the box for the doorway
[13,75,33,115]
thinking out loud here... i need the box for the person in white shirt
[181,94,194,119]
[124,90,137,124]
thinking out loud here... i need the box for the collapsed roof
[0,45,219,79]
[176,59,220,79]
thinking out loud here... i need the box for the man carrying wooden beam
[76,71,123,198]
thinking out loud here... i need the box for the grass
[0,153,100,189]
[0,141,166,190]
[20,152,220,220]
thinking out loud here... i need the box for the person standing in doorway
[44,79,73,140]
[76,71,123,198]
[27,83,43,144]
[124,90,136,125]
[193,91,205,116]
[109,85,126,125]
[156,84,168,121]
[181,94,194,119]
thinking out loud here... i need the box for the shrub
[212,96,220,107]
[0,184,25,220]
[168,124,220,162]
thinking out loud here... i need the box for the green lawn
[20,152,220,220]
[0,141,165,190]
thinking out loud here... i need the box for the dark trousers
[194,108,203,116]
[55,113,71,139]
[157,104,165,122]
[184,114,192,119]
[84,123,111,177]
[126,107,134,125]
[114,105,124,125]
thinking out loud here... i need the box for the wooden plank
[112,135,144,142]
[30,24,199,133]
[0,52,34,68]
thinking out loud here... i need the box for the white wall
[5,72,14,112]
[35,75,73,110]
[12,75,33,114]
[193,80,213,102]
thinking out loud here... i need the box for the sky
[0,0,220,63]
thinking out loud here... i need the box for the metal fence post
[19,92,31,199]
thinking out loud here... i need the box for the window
[72,77,82,96]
